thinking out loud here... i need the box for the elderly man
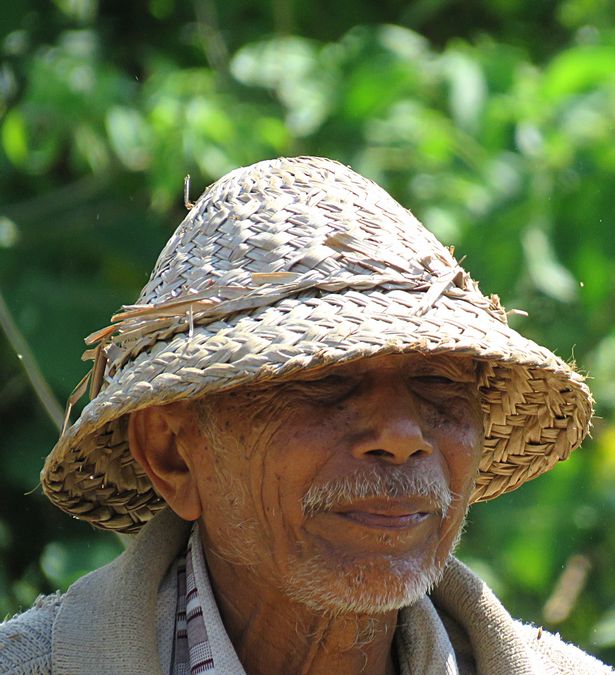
[1,157,611,674]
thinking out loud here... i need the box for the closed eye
[411,375,456,385]
[290,374,360,402]
[301,374,358,390]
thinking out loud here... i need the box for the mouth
[330,498,438,530]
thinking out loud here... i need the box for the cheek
[431,405,483,504]
[450,430,482,480]
[433,423,482,562]
[196,449,250,523]
[258,407,350,541]
[261,426,323,521]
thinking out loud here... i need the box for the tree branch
[0,288,63,431]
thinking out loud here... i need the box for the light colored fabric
[0,593,62,675]
[0,508,612,674]
[396,596,459,674]
[430,558,549,674]
[430,557,614,675]
[52,507,191,675]
[157,557,179,675]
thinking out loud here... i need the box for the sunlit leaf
[543,46,615,99]
[52,0,97,23]
[106,106,152,171]
[587,336,615,412]
[591,606,615,648]
[231,36,333,135]
[1,109,28,165]
[40,538,123,590]
[0,216,19,248]
[522,225,578,302]
[443,50,486,132]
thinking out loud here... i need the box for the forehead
[293,352,478,381]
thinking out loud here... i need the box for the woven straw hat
[41,156,592,533]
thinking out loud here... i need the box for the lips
[339,511,430,528]
[331,498,438,530]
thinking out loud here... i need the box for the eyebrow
[279,354,479,386]
[289,367,357,382]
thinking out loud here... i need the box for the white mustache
[301,466,452,518]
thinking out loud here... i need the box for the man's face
[190,353,484,614]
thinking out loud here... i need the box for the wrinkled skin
[129,353,484,675]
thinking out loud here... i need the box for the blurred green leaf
[543,46,615,99]
[40,538,123,590]
[52,0,97,23]
[231,36,333,135]
[0,216,18,248]
[522,225,578,302]
[1,109,28,165]
[592,606,615,648]
[589,341,615,412]
[443,50,486,132]
[106,106,152,171]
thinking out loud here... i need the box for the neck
[201,537,398,675]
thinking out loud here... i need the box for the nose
[350,375,433,465]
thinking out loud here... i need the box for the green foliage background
[1,0,614,664]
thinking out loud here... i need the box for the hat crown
[137,156,471,310]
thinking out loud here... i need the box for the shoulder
[516,620,614,674]
[432,558,613,674]
[0,592,64,675]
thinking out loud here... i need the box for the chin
[282,551,447,617]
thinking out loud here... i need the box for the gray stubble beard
[284,466,462,616]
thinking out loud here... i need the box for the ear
[128,402,203,521]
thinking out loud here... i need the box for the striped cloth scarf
[172,539,215,674]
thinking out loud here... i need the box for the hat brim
[41,283,592,533]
